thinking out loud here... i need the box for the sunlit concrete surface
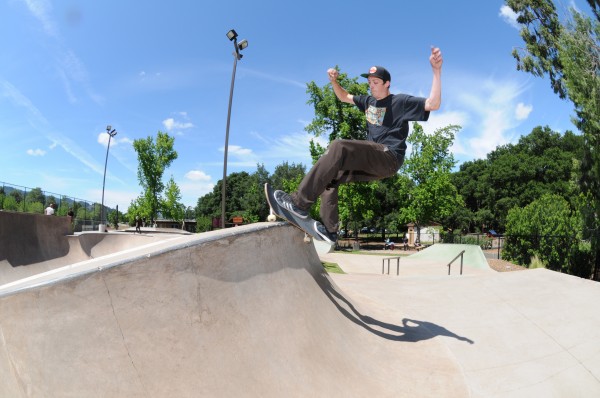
[1,221,599,397]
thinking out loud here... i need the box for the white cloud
[53,135,104,175]
[22,0,57,37]
[0,80,48,125]
[515,102,533,120]
[227,145,253,157]
[95,129,131,146]
[421,110,468,135]
[97,131,119,147]
[218,145,256,164]
[185,170,211,181]
[179,181,214,206]
[499,5,520,30]
[445,75,531,160]
[420,110,470,156]
[27,148,46,156]
[162,117,194,132]
[58,49,101,104]
[46,131,126,184]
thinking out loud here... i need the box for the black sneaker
[315,222,337,245]
[274,190,308,219]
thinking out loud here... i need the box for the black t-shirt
[353,93,429,164]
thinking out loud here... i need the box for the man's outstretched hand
[430,47,443,71]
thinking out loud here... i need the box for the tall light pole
[221,29,248,229]
[100,125,117,232]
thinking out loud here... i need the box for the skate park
[1,212,600,397]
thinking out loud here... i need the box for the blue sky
[0,0,588,209]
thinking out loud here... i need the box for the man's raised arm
[327,68,354,104]
[425,47,443,111]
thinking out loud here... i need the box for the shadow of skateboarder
[318,275,474,344]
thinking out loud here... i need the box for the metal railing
[448,250,466,275]
[382,256,402,275]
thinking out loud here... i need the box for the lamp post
[221,29,248,229]
[100,125,117,232]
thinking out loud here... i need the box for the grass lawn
[322,261,345,274]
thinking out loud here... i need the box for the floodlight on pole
[221,29,248,229]
[100,125,117,232]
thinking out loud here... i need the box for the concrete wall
[0,211,71,267]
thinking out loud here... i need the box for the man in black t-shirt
[274,47,443,243]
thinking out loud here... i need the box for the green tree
[126,196,152,225]
[3,195,18,211]
[453,126,583,230]
[27,202,44,214]
[132,131,178,224]
[25,187,45,206]
[506,0,600,278]
[504,194,582,273]
[196,183,221,222]
[161,176,185,225]
[338,182,378,239]
[371,175,412,239]
[238,164,270,223]
[270,162,306,192]
[9,190,23,207]
[194,162,304,228]
[196,166,268,227]
[399,123,463,241]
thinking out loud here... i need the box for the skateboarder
[273,47,443,244]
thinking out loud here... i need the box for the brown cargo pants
[291,139,400,233]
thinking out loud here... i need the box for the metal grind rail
[448,250,466,275]
[382,256,402,275]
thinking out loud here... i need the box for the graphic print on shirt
[365,105,386,126]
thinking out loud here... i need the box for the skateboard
[264,183,330,245]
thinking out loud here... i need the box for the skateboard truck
[303,233,311,244]
[267,208,276,222]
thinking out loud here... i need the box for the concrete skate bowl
[0,223,469,397]
[0,230,181,285]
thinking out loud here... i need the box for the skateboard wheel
[303,235,311,243]
[267,214,276,222]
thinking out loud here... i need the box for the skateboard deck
[264,183,327,243]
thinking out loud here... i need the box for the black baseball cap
[360,66,391,82]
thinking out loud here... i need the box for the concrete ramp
[0,232,180,285]
[321,244,491,277]
[0,223,468,397]
[408,243,489,270]
[0,211,71,267]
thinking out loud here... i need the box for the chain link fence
[0,181,106,232]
